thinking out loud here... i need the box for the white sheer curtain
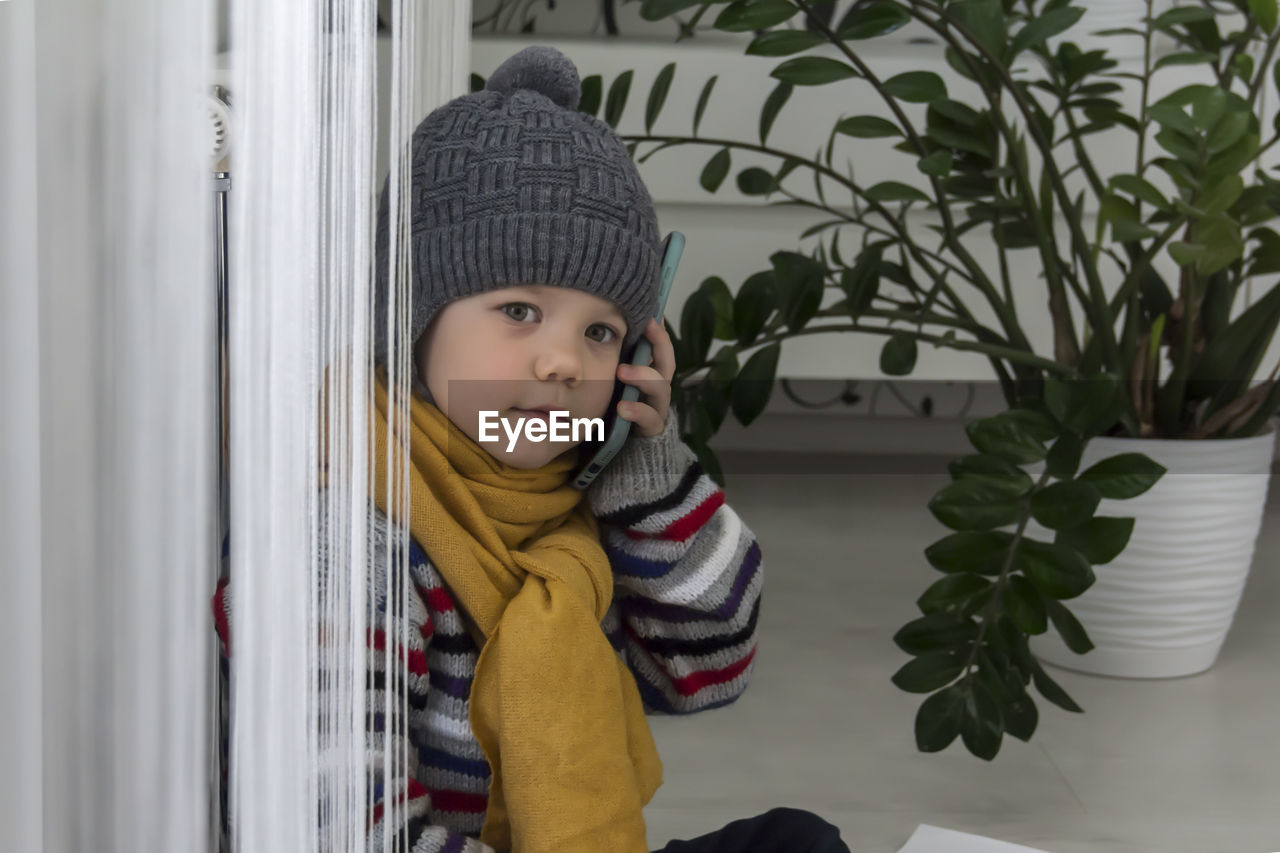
[1,0,469,850]
[1,0,217,851]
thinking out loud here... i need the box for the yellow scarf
[368,370,663,853]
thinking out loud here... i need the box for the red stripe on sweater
[366,628,428,676]
[665,642,757,698]
[368,777,429,831]
[422,583,458,615]
[623,490,725,542]
[426,788,489,815]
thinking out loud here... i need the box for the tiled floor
[641,456,1280,853]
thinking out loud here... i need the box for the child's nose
[532,335,582,384]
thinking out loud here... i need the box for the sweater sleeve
[585,404,764,716]
[210,501,498,853]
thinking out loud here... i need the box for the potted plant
[540,0,1280,759]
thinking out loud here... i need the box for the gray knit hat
[373,44,661,373]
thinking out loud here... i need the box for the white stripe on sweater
[656,507,742,605]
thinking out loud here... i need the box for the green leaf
[1191,213,1243,276]
[1154,51,1218,71]
[966,415,1048,465]
[865,181,931,204]
[1017,540,1096,600]
[1005,575,1049,636]
[951,0,1007,58]
[837,0,911,40]
[1109,174,1171,212]
[746,29,826,56]
[1188,281,1280,399]
[892,651,967,693]
[700,147,731,193]
[947,454,1034,494]
[731,341,779,425]
[693,75,717,137]
[1030,660,1083,712]
[770,250,824,332]
[699,276,736,340]
[770,56,859,86]
[841,244,882,318]
[1252,0,1280,34]
[1060,373,1121,436]
[1003,407,1060,442]
[835,115,901,138]
[1101,193,1157,241]
[1054,515,1135,565]
[883,71,947,103]
[640,0,704,21]
[1197,174,1245,215]
[759,81,793,145]
[1009,6,1085,57]
[733,270,776,347]
[737,167,775,195]
[880,332,918,375]
[918,573,995,616]
[680,289,716,367]
[894,612,979,655]
[925,530,1015,575]
[1043,597,1095,654]
[577,74,602,117]
[1044,432,1083,479]
[918,150,953,176]
[645,63,675,134]
[714,0,797,32]
[1207,111,1250,155]
[928,481,1022,531]
[998,678,1039,742]
[915,684,966,752]
[1152,6,1215,29]
[1155,126,1199,164]
[960,679,1005,760]
[1077,452,1166,499]
[1168,241,1204,267]
[603,70,633,129]
[1030,480,1102,531]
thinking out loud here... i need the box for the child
[215,44,849,853]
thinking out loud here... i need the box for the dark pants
[651,807,851,853]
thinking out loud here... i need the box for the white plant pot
[1025,423,1276,678]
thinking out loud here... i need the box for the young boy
[215,44,847,853]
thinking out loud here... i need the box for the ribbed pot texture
[1026,425,1276,678]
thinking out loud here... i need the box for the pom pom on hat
[484,44,582,110]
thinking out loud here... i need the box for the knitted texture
[373,44,662,373]
[211,411,764,851]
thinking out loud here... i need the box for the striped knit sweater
[212,408,764,852]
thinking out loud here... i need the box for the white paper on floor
[896,824,1054,853]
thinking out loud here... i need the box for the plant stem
[769,184,978,294]
[907,0,1123,374]
[960,467,1054,683]
[1246,28,1280,109]
[738,320,1072,375]
[791,0,1034,355]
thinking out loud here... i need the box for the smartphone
[572,230,685,490]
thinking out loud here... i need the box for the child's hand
[615,318,674,438]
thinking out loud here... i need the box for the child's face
[415,284,628,469]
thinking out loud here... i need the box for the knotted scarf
[367,370,663,853]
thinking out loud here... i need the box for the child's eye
[586,324,619,344]
[500,302,539,323]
